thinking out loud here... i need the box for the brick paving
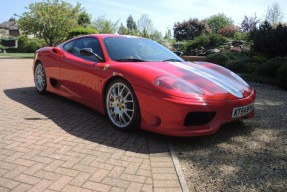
[0,59,184,192]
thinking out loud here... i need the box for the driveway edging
[168,140,189,192]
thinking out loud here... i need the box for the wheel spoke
[123,110,132,120]
[123,92,131,100]
[117,83,120,96]
[39,82,43,89]
[109,93,115,101]
[41,79,45,86]
[120,114,127,124]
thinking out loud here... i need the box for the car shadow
[3,87,255,154]
[3,87,168,154]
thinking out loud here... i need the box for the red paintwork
[33,34,256,137]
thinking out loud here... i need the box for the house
[0,20,20,37]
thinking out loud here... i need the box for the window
[103,37,182,62]
[63,37,104,62]
[63,40,76,54]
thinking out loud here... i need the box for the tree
[137,14,153,37]
[265,1,284,23]
[164,28,172,39]
[208,13,234,33]
[241,14,261,32]
[118,23,129,35]
[92,16,119,34]
[150,30,163,42]
[17,0,82,46]
[126,15,137,34]
[173,18,210,41]
[9,17,16,21]
[78,11,91,27]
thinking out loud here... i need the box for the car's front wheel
[34,62,47,94]
[105,79,140,131]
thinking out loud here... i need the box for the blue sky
[1,0,287,34]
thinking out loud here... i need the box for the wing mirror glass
[80,48,94,56]
[80,48,103,61]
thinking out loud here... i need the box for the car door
[59,37,105,106]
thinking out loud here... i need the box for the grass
[0,53,34,58]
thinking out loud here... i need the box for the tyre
[34,62,47,94]
[105,79,140,131]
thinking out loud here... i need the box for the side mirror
[174,51,183,57]
[80,48,103,61]
[80,48,94,56]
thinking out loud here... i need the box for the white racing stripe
[168,62,244,98]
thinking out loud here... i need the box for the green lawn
[0,53,34,58]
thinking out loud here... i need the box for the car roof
[57,34,144,48]
[76,34,141,39]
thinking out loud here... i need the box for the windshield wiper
[163,58,183,62]
[115,58,146,62]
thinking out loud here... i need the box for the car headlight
[154,76,204,95]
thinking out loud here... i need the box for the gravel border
[171,83,287,191]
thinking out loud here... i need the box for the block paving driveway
[0,59,185,192]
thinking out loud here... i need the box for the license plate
[232,103,254,118]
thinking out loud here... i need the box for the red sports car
[33,34,256,136]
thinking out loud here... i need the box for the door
[59,37,105,105]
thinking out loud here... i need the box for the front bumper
[135,86,256,137]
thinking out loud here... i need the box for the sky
[1,0,287,34]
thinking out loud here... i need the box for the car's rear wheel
[34,62,47,94]
[105,79,140,131]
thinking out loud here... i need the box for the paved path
[0,59,185,192]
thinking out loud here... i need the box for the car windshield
[103,37,184,62]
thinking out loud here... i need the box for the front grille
[184,112,216,126]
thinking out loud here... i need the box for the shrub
[218,25,240,38]
[251,21,287,57]
[67,27,98,40]
[254,57,287,78]
[234,31,248,41]
[206,52,230,67]
[208,34,227,47]
[27,38,45,52]
[276,64,287,89]
[185,34,227,53]
[206,51,252,73]
[226,58,250,73]
[246,54,268,73]
[16,35,45,53]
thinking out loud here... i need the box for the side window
[71,37,104,62]
[63,40,77,54]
